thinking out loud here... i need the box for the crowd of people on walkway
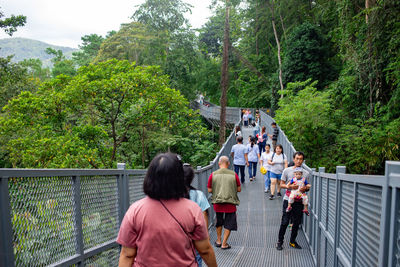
[117,119,311,266]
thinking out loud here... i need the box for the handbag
[159,200,197,262]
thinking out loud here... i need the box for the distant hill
[0,37,79,67]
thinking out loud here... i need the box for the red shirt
[207,172,241,213]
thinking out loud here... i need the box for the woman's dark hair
[183,164,196,192]
[249,136,256,147]
[235,125,241,133]
[262,126,266,133]
[143,153,186,200]
[274,144,284,154]
[265,143,271,148]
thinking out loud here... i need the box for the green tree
[282,22,333,89]
[0,59,214,168]
[0,56,39,108]
[20,58,51,81]
[275,79,335,168]
[46,47,76,77]
[0,7,26,35]
[72,34,104,67]
[132,0,192,33]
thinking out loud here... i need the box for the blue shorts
[270,172,282,180]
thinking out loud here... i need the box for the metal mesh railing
[8,176,76,266]
[80,176,119,250]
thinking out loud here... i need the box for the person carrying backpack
[257,126,268,156]
[268,122,279,150]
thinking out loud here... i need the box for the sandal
[214,241,222,247]
[221,243,231,249]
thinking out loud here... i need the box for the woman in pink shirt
[117,153,217,267]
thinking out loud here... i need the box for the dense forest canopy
[0,1,399,173]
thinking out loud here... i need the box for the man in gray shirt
[231,136,248,184]
[276,151,311,250]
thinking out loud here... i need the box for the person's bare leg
[216,226,222,245]
[277,179,281,194]
[222,229,231,247]
[270,178,277,196]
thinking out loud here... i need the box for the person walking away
[208,156,241,250]
[253,122,260,138]
[242,112,249,127]
[231,136,248,183]
[276,151,311,251]
[235,125,242,137]
[268,144,288,200]
[117,153,217,267]
[183,164,211,267]
[248,110,253,126]
[257,126,268,156]
[260,144,273,193]
[285,168,310,216]
[268,122,279,150]
[246,136,260,182]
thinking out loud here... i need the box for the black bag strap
[159,200,197,261]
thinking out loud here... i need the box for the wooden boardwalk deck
[207,127,315,267]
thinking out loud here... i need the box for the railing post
[316,167,325,266]
[0,176,15,267]
[72,175,84,267]
[351,177,359,267]
[387,161,400,267]
[334,166,346,267]
[380,161,399,267]
[117,163,128,225]
[310,167,317,260]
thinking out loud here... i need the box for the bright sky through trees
[0,0,211,48]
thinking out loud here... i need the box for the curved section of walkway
[207,127,315,267]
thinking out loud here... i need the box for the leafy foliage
[0,7,26,36]
[0,60,216,168]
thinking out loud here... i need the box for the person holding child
[276,151,311,251]
[285,167,309,216]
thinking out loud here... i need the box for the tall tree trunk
[219,0,230,146]
[366,0,376,117]
[141,126,145,167]
[270,1,284,98]
[255,2,259,56]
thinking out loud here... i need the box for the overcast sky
[0,0,212,48]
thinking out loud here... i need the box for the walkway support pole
[334,166,346,267]
[0,176,15,267]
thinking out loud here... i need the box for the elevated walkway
[209,125,315,267]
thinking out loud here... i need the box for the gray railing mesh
[339,181,354,262]
[80,176,119,250]
[396,193,400,266]
[327,179,336,239]
[355,184,382,267]
[321,179,328,229]
[8,176,76,266]
[84,247,119,266]
[128,173,146,204]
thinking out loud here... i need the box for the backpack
[257,134,264,143]
[271,152,285,162]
